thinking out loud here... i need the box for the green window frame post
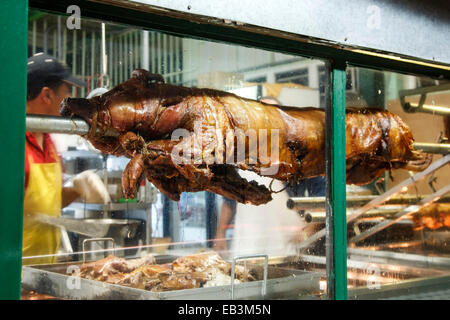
[0,0,28,300]
[325,63,348,300]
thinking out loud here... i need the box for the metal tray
[21,255,321,300]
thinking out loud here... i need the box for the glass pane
[345,66,450,299]
[22,8,330,300]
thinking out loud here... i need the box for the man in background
[24,53,109,265]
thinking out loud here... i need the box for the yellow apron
[22,148,62,265]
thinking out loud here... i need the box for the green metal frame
[1,0,448,300]
[0,0,28,300]
[327,66,348,299]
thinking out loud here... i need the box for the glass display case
[0,0,449,301]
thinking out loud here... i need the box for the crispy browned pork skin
[60,69,431,205]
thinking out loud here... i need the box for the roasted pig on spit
[78,251,254,291]
[60,69,431,205]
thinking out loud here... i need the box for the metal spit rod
[26,116,450,154]
[288,194,450,211]
[296,154,450,251]
[26,114,119,137]
[304,207,404,224]
[412,142,450,155]
[349,183,450,244]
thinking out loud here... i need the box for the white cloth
[230,170,305,258]
[73,170,111,204]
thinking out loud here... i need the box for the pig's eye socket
[131,69,165,86]
[147,79,163,85]
[146,74,165,85]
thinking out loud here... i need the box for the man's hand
[73,170,111,204]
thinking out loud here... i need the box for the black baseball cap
[27,52,87,89]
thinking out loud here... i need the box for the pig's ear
[131,69,165,86]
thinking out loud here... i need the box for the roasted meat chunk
[79,254,155,284]
[78,251,255,291]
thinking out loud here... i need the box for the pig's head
[60,69,168,131]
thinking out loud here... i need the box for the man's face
[45,82,72,116]
[28,81,73,116]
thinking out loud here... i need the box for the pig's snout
[60,97,94,120]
